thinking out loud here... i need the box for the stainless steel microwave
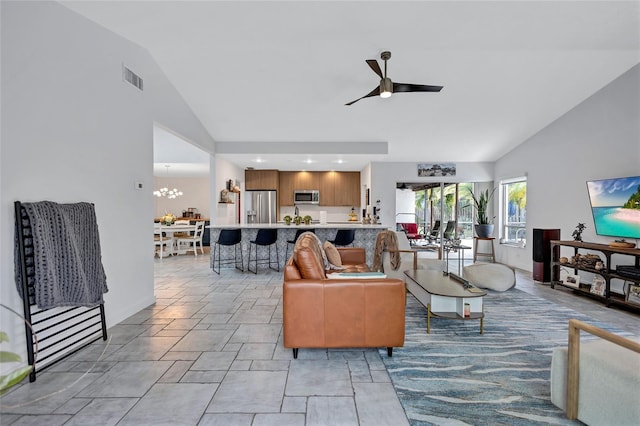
[294,190,320,204]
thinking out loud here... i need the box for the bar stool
[212,228,243,274]
[473,237,496,263]
[285,229,315,261]
[330,229,356,247]
[248,228,279,274]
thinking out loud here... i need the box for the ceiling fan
[345,51,443,106]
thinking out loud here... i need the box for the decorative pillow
[323,241,342,267]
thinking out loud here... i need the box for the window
[500,177,527,246]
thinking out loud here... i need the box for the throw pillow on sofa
[323,241,342,267]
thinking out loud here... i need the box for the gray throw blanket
[15,201,108,309]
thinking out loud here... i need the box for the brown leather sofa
[283,233,406,359]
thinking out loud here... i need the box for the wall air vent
[122,65,143,91]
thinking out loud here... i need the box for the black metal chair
[329,229,356,247]
[443,220,457,241]
[248,228,279,274]
[285,229,315,261]
[426,220,442,243]
[212,228,243,274]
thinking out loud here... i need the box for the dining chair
[154,223,173,259]
[172,219,192,238]
[176,221,205,256]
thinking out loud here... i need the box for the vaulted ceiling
[62,1,640,173]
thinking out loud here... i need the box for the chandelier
[154,187,183,199]
[154,165,183,199]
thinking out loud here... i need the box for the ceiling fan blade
[366,59,384,79]
[345,86,380,106]
[393,82,443,93]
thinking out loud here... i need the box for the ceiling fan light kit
[346,50,443,106]
[380,77,393,98]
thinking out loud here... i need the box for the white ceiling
[153,126,210,178]
[62,1,640,175]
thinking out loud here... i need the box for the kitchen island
[208,223,389,269]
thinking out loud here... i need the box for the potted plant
[1,329,33,395]
[294,215,302,225]
[283,215,292,225]
[303,215,312,225]
[468,187,496,238]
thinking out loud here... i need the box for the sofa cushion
[293,234,326,280]
[294,247,326,279]
[323,241,342,266]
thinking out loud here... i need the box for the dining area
[154,218,206,258]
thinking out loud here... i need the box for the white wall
[1,2,215,356]
[395,189,416,223]
[361,163,372,216]
[494,64,640,271]
[154,176,210,218]
[213,157,244,225]
[370,162,494,227]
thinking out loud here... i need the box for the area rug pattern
[379,288,631,426]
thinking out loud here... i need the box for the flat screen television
[586,175,640,240]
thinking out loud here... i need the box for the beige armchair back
[382,231,444,281]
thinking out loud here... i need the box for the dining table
[158,224,197,255]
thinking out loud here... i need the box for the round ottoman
[463,263,516,291]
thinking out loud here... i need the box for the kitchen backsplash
[280,206,357,222]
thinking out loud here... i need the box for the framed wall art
[626,282,640,306]
[417,163,456,177]
[590,275,606,296]
[560,268,580,288]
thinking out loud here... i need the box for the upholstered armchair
[375,231,444,282]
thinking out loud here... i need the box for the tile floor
[1,250,638,425]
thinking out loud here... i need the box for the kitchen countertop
[208,222,388,229]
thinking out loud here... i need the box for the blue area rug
[380,288,629,426]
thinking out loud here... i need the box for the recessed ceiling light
[254,158,265,163]
[333,159,346,164]
[303,159,314,164]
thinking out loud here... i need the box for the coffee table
[404,269,486,334]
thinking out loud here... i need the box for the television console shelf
[550,240,640,311]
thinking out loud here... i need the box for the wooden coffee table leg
[480,315,484,334]
[427,303,431,334]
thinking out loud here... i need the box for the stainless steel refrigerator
[245,191,277,224]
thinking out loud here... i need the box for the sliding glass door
[396,182,474,242]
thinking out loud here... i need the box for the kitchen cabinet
[333,172,361,206]
[278,170,360,206]
[318,171,335,206]
[245,169,279,191]
[281,171,320,206]
[279,172,296,206]
[292,171,319,191]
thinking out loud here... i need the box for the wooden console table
[550,240,640,311]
